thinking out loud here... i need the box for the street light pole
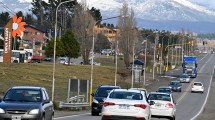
[160,36,166,74]
[153,33,159,79]
[114,40,118,86]
[90,16,125,105]
[52,0,74,101]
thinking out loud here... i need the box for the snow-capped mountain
[0,0,215,33]
[85,0,215,22]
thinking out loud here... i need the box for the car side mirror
[91,93,94,97]
[43,99,50,104]
[149,101,155,105]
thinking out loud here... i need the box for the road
[54,53,215,120]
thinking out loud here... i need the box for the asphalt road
[54,53,215,120]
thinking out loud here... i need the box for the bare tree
[71,1,94,64]
[117,2,138,67]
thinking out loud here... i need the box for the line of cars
[91,73,205,120]
[91,85,176,120]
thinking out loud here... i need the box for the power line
[0,1,16,15]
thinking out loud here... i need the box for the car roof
[112,89,144,93]
[149,92,171,95]
[158,86,171,88]
[11,86,43,90]
[129,88,147,91]
[98,85,120,88]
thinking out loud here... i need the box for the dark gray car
[0,86,54,120]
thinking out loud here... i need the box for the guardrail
[59,101,90,109]
[59,95,90,109]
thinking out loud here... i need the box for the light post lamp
[141,34,153,86]
[90,15,126,105]
[52,0,75,101]
[114,40,118,86]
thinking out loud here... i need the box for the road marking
[54,113,90,120]
[190,65,215,120]
[176,55,212,104]
[198,53,208,62]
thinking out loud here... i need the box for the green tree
[90,7,102,22]
[61,30,80,65]
[45,38,64,57]
[24,13,35,25]
[95,33,111,52]
[16,11,24,18]
[0,12,10,26]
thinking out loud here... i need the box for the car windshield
[181,75,188,78]
[148,94,171,101]
[95,87,117,97]
[158,88,171,93]
[170,82,180,86]
[109,91,143,100]
[3,89,42,102]
[194,83,202,86]
[185,63,195,68]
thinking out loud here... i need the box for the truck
[182,56,197,78]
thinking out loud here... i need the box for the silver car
[180,74,190,83]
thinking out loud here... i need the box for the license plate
[155,103,162,107]
[12,116,21,120]
[119,105,130,109]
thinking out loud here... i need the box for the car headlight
[93,98,99,104]
[0,108,5,114]
[29,109,39,115]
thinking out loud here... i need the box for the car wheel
[91,110,98,116]
[179,89,182,92]
[50,114,54,120]
[102,116,108,120]
[202,91,204,94]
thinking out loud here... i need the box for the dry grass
[0,62,130,102]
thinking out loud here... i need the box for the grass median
[0,61,129,102]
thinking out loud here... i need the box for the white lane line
[54,113,90,120]
[176,55,212,104]
[190,65,215,120]
[198,53,208,62]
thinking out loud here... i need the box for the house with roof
[22,25,49,57]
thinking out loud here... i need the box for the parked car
[180,74,190,83]
[148,92,176,120]
[0,86,54,120]
[191,82,204,93]
[100,49,115,55]
[101,89,151,120]
[168,81,182,92]
[43,57,52,62]
[91,85,120,116]
[156,86,173,94]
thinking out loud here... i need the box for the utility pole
[153,33,159,79]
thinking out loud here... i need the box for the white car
[148,92,176,120]
[180,74,190,83]
[129,88,148,98]
[191,82,204,93]
[101,89,151,120]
